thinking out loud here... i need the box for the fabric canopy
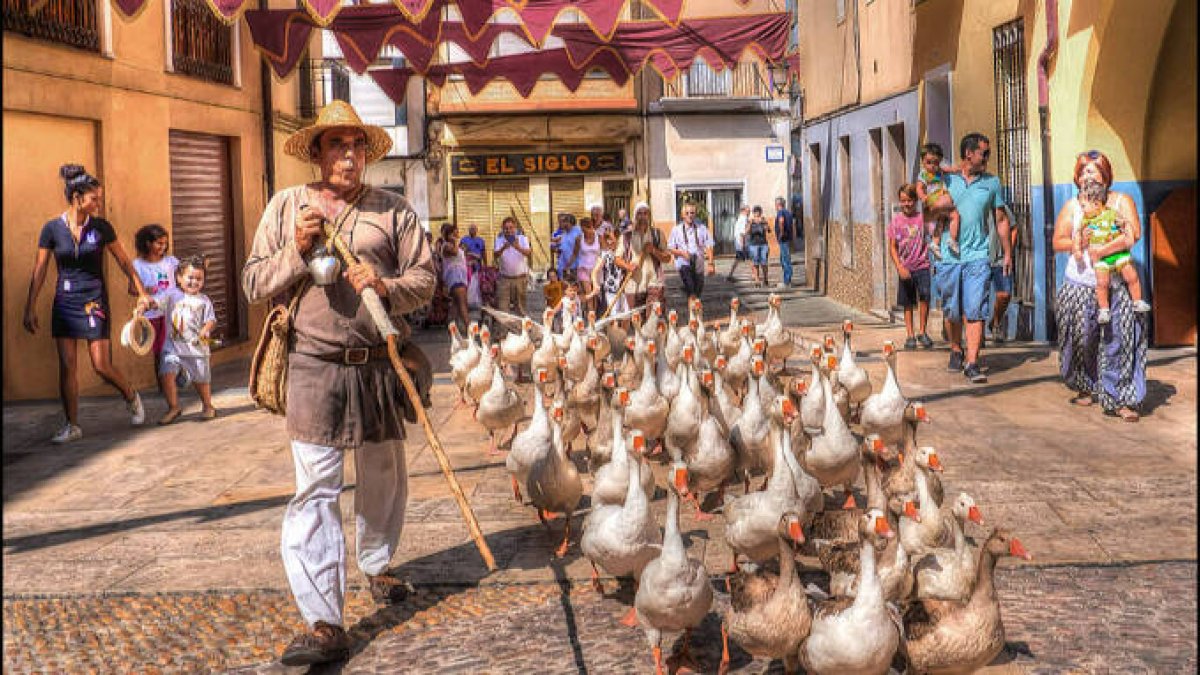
[245,7,789,81]
[368,48,631,103]
[186,0,691,29]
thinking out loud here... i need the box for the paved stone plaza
[4,261,1196,673]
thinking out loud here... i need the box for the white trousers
[281,439,408,627]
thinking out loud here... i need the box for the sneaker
[917,333,934,349]
[904,337,917,350]
[1132,300,1152,313]
[280,622,352,666]
[127,392,145,426]
[964,363,987,383]
[947,350,965,372]
[1097,308,1112,324]
[50,423,82,444]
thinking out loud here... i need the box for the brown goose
[903,528,1032,675]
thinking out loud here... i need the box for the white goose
[525,406,583,558]
[465,333,496,406]
[563,318,591,381]
[475,353,525,456]
[581,438,661,612]
[499,316,537,381]
[798,508,902,675]
[506,368,553,503]
[449,323,482,404]
[724,320,756,395]
[624,339,670,450]
[836,319,872,408]
[723,397,805,566]
[709,356,743,433]
[591,398,656,507]
[730,357,773,486]
[663,309,685,369]
[898,446,949,558]
[802,354,862,510]
[860,340,909,447]
[719,297,743,357]
[447,321,467,357]
[664,346,703,463]
[760,294,795,372]
[529,308,560,390]
[913,492,986,601]
[634,462,713,675]
[687,374,737,522]
[585,310,611,363]
[617,336,642,390]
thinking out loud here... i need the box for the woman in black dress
[22,164,152,443]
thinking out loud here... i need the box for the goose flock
[451,296,1031,674]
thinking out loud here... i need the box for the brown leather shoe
[368,571,415,605]
[280,621,351,666]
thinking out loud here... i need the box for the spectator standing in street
[23,163,151,444]
[1052,149,1147,422]
[746,205,770,287]
[590,203,614,236]
[241,101,436,666]
[668,202,715,301]
[887,184,934,349]
[726,205,751,282]
[437,223,470,333]
[552,212,582,281]
[615,207,632,232]
[939,132,1013,383]
[587,228,625,316]
[543,268,563,315]
[572,217,602,315]
[614,202,671,316]
[774,196,796,288]
[494,216,532,318]
[461,223,486,272]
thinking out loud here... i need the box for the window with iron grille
[993,18,1033,303]
[171,0,234,85]
[3,0,99,52]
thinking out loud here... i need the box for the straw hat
[120,311,155,356]
[284,100,392,164]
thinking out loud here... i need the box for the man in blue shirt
[461,224,486,272]
[938,132,1012,383]
[774,197,796,288]
[552,213,582,281]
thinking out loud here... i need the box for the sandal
[201,407,218,420]
[158,408,182,425]
[1116,407,1140,422]
[1069,394,1094,407]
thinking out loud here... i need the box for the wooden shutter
[168,130,240,343]
[453,181,492,245]
[550,176,586,224]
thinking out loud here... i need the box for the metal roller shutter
[453,181,492,244]
[167,130,240,344]
[491,179,546,269]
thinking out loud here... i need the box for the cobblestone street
[4,261,1196,673]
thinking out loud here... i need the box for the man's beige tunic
[242,186,435,448]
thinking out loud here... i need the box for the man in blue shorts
[939,132,1012,383]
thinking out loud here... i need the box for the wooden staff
[599,248,649,321]
[323,221,497,573]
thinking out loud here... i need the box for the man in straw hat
[242,101,436,666]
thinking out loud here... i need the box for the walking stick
[323,222,498,573]
[599,248,649,321]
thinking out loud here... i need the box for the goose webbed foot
[590,563,605,594]
[510,475,523,503]
[553,518,572,558]
[717,624,731,675]
[652,646,665,675]
[621,605,640,627]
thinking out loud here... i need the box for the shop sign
[451,150,624,177]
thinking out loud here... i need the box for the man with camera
[494,215,532,318]
[667,202,716,301]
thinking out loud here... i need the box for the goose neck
[662,488,685,560]
[855,537,881,605]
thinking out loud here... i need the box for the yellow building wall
[943,0,1023,161]
[858,0,915,103]
[797,0,856,118]
[1142,0,1197,183]
[3,2,308,401]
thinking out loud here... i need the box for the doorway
[675,185,743,255]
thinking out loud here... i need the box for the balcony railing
[3,0,99,52]
[663,60,772,99]
[171,0,234,85]
[299,58,351,120]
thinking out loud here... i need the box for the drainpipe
[1037,0,1059,342]
[259,0,275,198]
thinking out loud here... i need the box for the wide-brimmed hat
[284,100,392,164]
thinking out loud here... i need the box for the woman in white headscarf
[614,202,672,317]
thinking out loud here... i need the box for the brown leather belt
[304,345,390,365]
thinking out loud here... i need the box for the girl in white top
[130,224,180,387]
[573,217,602,314]
[586,229,626,316]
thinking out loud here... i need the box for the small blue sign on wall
[765,146,785,162]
